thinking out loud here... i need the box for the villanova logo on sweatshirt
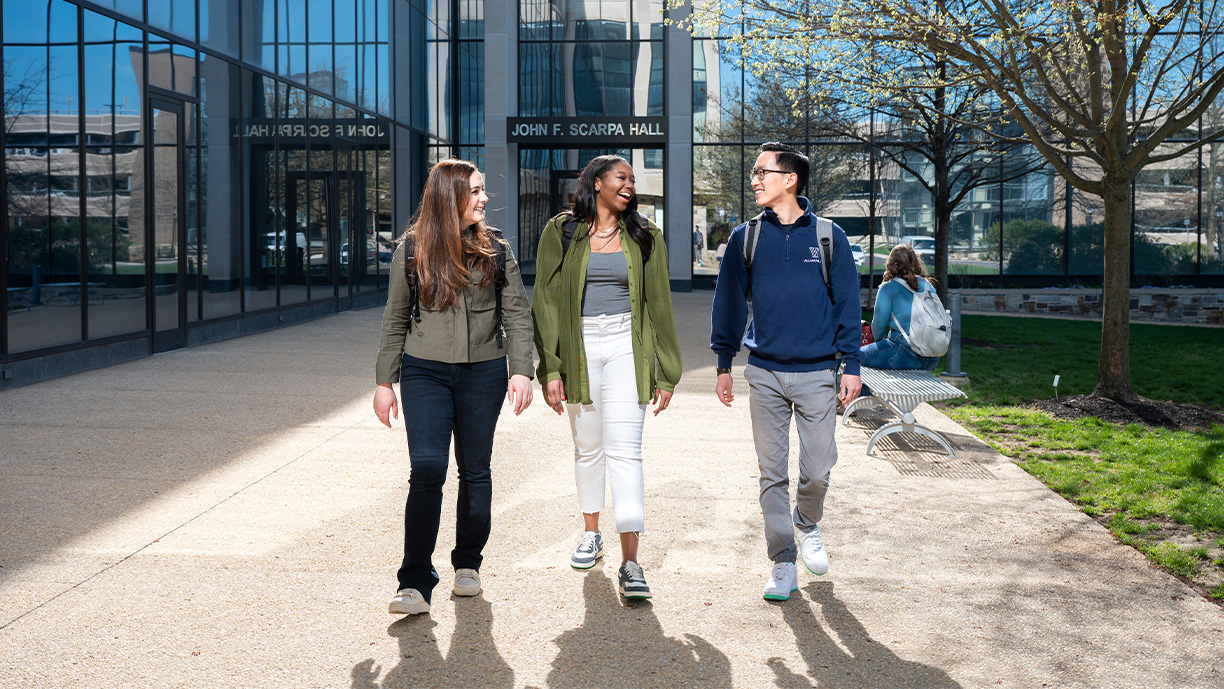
[804,246,822,264]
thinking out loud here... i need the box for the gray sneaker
[388,588,430,615]
[571,531,604,569]
[618,561,652,599]
[453,568,481,596]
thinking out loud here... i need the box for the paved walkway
[1,292,1221,688]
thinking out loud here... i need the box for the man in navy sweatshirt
[710,142,862,601]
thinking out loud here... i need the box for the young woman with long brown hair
[860,243,942,371]
[373,159,534,616]
[532,154,681,599]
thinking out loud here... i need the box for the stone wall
[937,288,1224,325]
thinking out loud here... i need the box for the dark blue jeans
[397,354,506,603]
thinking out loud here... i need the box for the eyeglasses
[748,168,791,181]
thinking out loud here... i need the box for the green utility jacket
[376,230,534,384]
[532,213,682,405]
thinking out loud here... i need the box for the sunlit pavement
[1,292,1221,688]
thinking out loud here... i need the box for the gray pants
[745,365,838,564]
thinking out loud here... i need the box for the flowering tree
[675,0,1224,401]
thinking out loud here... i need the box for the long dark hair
[882,243,933,292]
[570,155,652,262]
[400,159,497,309]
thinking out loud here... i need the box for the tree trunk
[933,201,951,303]
[1092,176,1136,402]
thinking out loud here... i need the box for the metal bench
[843,367,967,457]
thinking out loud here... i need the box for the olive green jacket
[532,214,682,405]
[376,231,534,384]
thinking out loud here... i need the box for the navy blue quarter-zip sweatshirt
[710,197,863,376]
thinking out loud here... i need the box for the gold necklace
[591,221,620,238]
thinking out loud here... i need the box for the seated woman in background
[860,244,942,372]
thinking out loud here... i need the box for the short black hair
[759,142,809,196]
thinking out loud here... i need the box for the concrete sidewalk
[1,291,1221,688]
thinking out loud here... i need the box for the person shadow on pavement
[769,581,961,688]
[546,570,733,688]
[350,595,514,689]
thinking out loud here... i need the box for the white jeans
[568,312,647,534]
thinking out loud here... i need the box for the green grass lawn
[941,315,1224,601]
[948,316,1224,409]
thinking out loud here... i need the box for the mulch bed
[1032,394,1224,431]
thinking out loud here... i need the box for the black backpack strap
[403,233,421,332]
[490,228,508,349]
[560,215,579,262]
[742,212,765,302]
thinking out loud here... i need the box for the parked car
[898,235,936,261]
[265,231,307,263]
[849,244,865,266]
[341,241,393,265]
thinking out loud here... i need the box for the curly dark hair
[569,154,652,262]
[881,243,935,291]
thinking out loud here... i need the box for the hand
[543,379,566,415]
[715,372,734,407]
[373,384,398,428]
[839,374,861,407]
[651,389,673,415]
[507,374,533,415]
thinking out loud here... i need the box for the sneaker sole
[452,584,481,596]
[800,559,828,576]
[619,588,653,599]
[570,552,603,570]
[763,587,799,601]
[388,602,430,615]
[797,537,829,576]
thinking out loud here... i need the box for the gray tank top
[582,251,631,316]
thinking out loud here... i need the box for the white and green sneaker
[618,561,652,599]
[798,526,829,576]
[571,531,604,569]
[763,562,798,601]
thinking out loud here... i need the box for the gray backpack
[742,212,835,301]
[889,277,950,358]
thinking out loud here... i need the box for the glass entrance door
[284,171,366,305]
[518,148,665,279]
[149,98,187,352]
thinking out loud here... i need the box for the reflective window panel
[996,162,1066,276]
[81,11,147,339]
[243,71,283,312]
[1203,141,1224,274]
[199,56,244,320]
[4,1,85,352]
[1135,144,1199,276]
[202,0,242,58]
[692,145,743,279]
[148,0,196,42]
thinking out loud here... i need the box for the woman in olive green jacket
[532,155,681,600]
[374,160,533,617]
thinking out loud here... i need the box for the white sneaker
[570,531,604,569]
[388,588,430,615]
[453,568,481,596]
[798,526,829,576]
[763,562,798,601]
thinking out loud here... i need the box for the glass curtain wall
[516,0,666,270]
[3,0,438,363]
[691,33,867,278]
[691,13,1224,285]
